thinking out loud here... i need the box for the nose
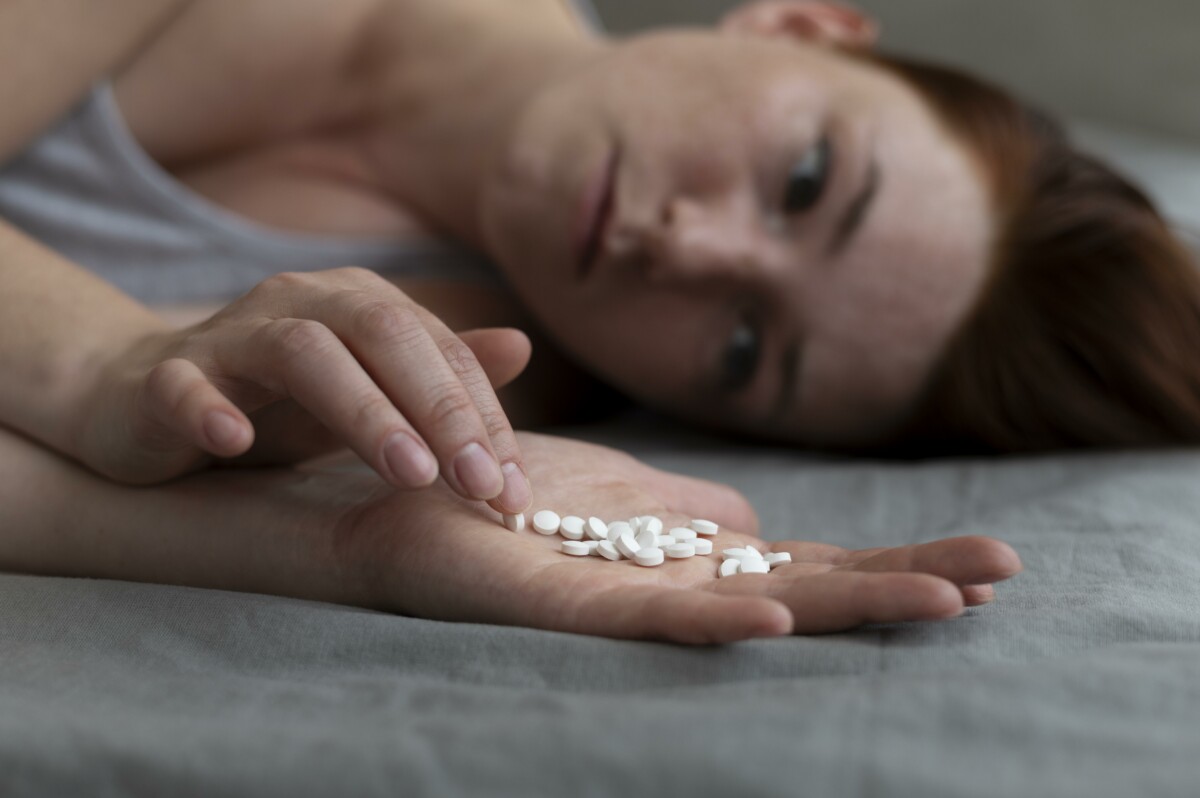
[642,195,769,285]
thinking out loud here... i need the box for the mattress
[3,126,1200,797]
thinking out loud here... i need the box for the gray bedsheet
[4,123,1200,797]
[4,415,1200,798]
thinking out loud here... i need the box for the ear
[719,1,880,51]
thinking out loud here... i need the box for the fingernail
[496,462,532,513]
[384,432,438,487]
[203,411,245,452]
[453,442,504,499]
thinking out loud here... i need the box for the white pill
[502,513,525,532]
[615,530,641,559]
[692,538,713,556]
[743,545,763,560]
[598,540,621,561]
[665,543,696,559]
[629,516,644,532]
[718,559,741,578]
[690,519,719,536]
[668,527,697,541]
[642,517,664,536]
[561,540,591,556]
[607,521,633,543]
[533,510,561,536]
[634,547,665,567]
[765,552,792,568]
[560,515,586,540]
[584,540,602,555]
[585,517,609,541]
[635,529,658,550]
[741,559,770,574]
[721,548,752,560]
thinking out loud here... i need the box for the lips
[574,146,619,279]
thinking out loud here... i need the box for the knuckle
[440,336,482,379]
[352,299,423,345]
[267,318,338,361]
[478,406,513,442]
[332,265,382,286]
[425,387,477,432]
[254,271,309,296]
[350,393,399,432]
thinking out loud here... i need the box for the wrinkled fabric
[3,416,1200,798]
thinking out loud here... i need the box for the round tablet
[721,548,752,560]
[585,517,609,541]
[533,510,562,536]
[606,521,633,543]
[584,540,602,555]
[502,513,525,533]
[635,529,658,550]
[655,535,676,548]
[669,527,697,541]
[642,517,664,536]
[561,540,590,556]
[560,515,586,540]
[692,538,713,556]
[718,559,741,578]
[634,548,665,567]
[689,519,719,536]
[765,552,792,569]
[740,559,770,574]
[665,543,696,559]
[615,530,641,559]
[742,545,763,560]
[598,540,621,561]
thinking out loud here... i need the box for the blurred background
[590,0,1200,241]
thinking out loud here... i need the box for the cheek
[531,287,711,407]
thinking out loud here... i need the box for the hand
[345,433,1023,642]
[75,267,533,513]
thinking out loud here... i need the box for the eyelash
[718,314,762,394]
[781,135,833,215]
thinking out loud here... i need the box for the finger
[457,328,532,390]
[224,318,440,489]
[961,584,995,606]
[575,584,793,643]
[332,299,528,511]
[139,358,254,458]
[713,569,964,635]
[638,470,760,535]
[841,536,1023,586]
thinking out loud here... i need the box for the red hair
[867,56,1200,455]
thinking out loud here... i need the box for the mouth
[574,145,620,280]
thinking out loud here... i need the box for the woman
[11,0,1189,641]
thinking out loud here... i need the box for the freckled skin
[481,31,994,446]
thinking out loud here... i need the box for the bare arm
[0,0,197,449]
[0,0,193,163]
[0,423,1022,642]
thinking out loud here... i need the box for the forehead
[792,70,995,444]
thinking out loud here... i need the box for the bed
[3,118,1200,797]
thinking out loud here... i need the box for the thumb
[458,328,532,389]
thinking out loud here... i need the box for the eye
[719,317,762,393]
[782,136,832,215]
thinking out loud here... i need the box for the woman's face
[480,27,994,446]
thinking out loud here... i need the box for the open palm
[347,433,1022,643]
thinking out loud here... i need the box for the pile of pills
[500,511,792,575]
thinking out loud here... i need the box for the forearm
[0,219,170,456]
[0,424,379,607]
[0,0,193,162]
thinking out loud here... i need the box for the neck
[355,0,605,249]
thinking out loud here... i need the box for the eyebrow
[826,153,882,258]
